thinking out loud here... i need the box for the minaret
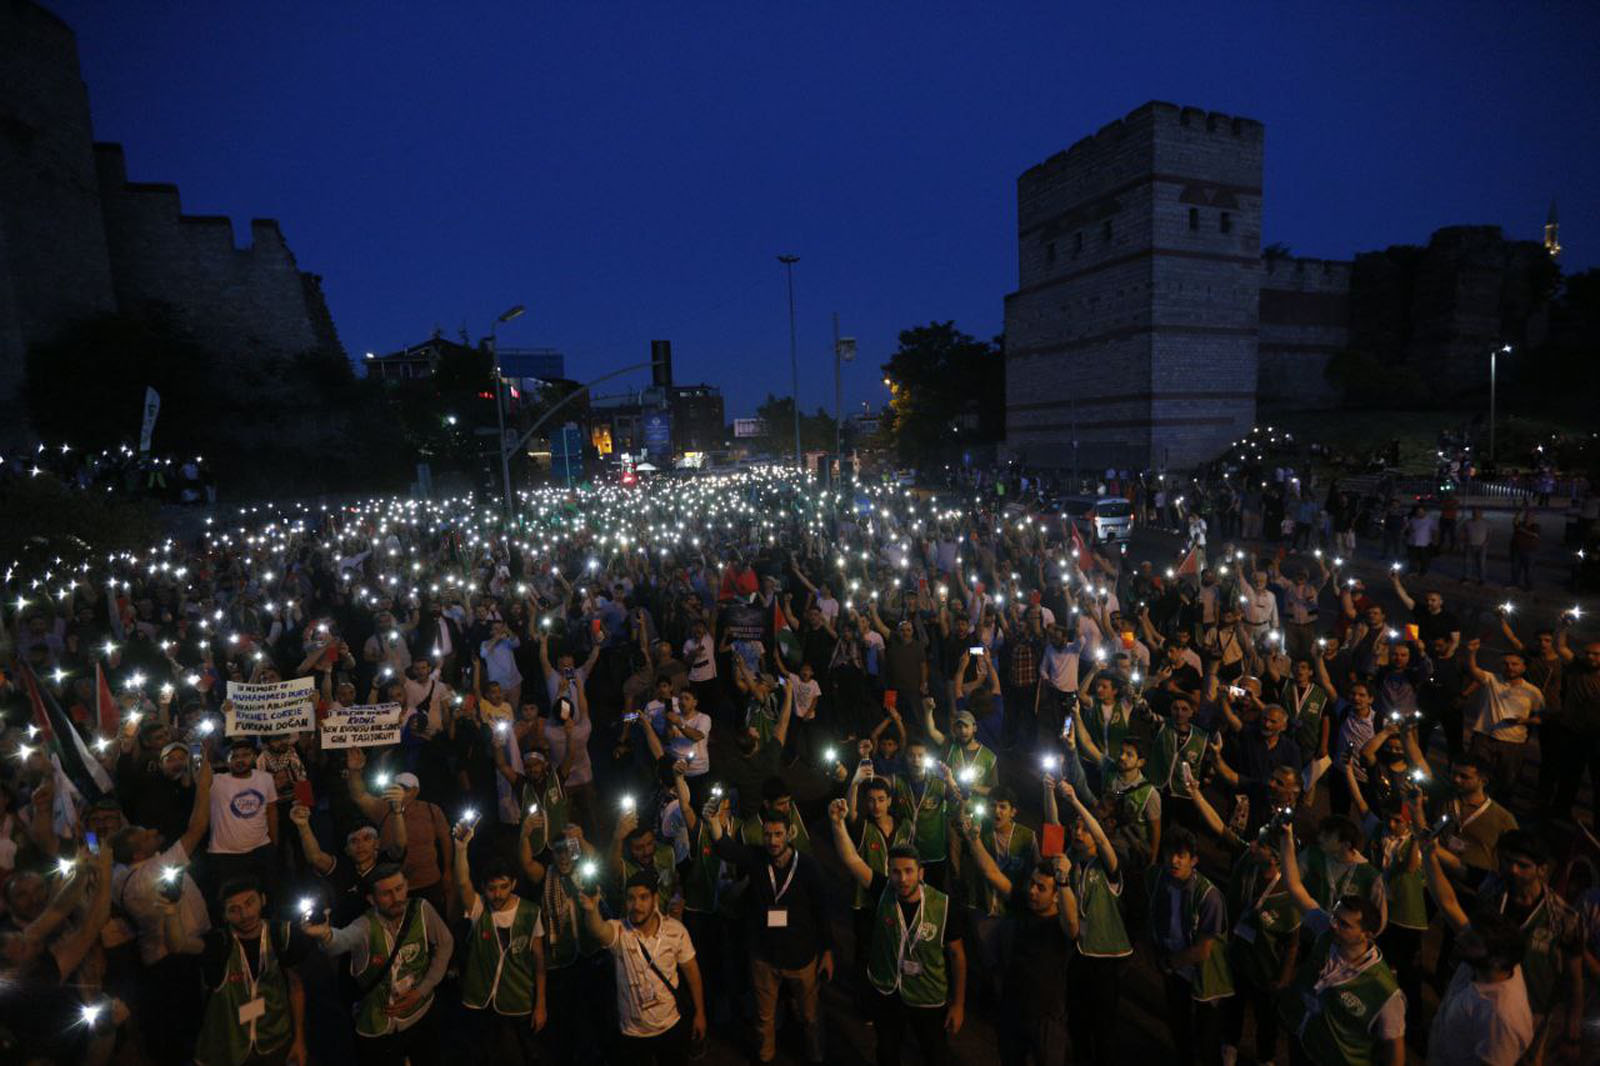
[1544,198,1561,259]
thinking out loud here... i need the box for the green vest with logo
[1225,855,1301,988]
[461,896,542,1015]
[1150,724,1209,798]
[1081,699,1133,763]
[353,903,434,1037]
[1072,858,1132,958]
[1146,868,1234,1002]
[520,775,568,855]
[866,884,951,1007]
[194,923,295,1066]
[1282,681,1329,754]
[943,742,997,793]
[893,774,950,863]
[854,817,915,910]
[1378,837,1427,931]
[1279,932,1399,1066]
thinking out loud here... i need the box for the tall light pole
[1489,343,1510,465]
[833,314,855,481]
[777,255,801,469]
[489,304,525,519]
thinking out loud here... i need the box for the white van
[1060,495,1133,543]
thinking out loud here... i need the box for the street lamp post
[833,314,855,482]
[489,304,525,519]
[1490,343,1511,465]
[777,255,801,469]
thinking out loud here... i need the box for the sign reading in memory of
[225,677,316,736]
[319,703,405,749]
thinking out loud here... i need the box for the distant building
[668,384,726,452]
[364,336,479,381]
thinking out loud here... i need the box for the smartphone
[1060,715,1074,742]
[622,711,640,723]
[293,779,314,808]
[968,645,985,656]
[85,831,100,856]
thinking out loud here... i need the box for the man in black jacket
[707,799,832,1064]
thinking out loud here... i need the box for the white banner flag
[319,703,405,749]
[138,386,161,453]
[225,677,316,736]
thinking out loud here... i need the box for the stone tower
[0,0,118,415]
[1004,102,1264,473]
[1544,198,1560,260]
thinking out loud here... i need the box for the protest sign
[319,703,405,749]
[720,602,766,642]
[225,677,315,736]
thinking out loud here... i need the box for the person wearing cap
[1423,829,1583,1062]
[578,868,706,1063]
[923,703,997,797]
[345,749,454,918]
[207,736,281,908]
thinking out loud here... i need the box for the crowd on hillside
[1,468,1598,1066]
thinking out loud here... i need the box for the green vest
[746,694,778,745]
[893,774,951,863]
[543,871,607,970]
[1081,699,1133,763]
[1282,681,1329,755]
[194,923,295,1066]
[853,817,915,910]
[943,742,997,793]
[1111,776,1159,855]
[460,896,542,1015]
[1149,723,1209,798]
[353,903,434,1037]
[520,774,568,855]
[866,884,951,1007]
[1378,837,1427,931]
[973,822,1036,917]
[1301,849,1381,912]
[681,820,725,914]
[1225,856,1301,988]
[1072,857,1132,958]
[1146,869,1234,1002]
[1279,932,1399,1066]
[618,844,680,913]
[739,804,812,855]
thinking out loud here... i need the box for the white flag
[138,387,161,453]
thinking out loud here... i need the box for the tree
[753,395,838,457]
[879,322,1003,465]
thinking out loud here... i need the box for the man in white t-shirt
[208,737,280,895]
[1464,638,1545,799]
[1427,912,1534,1066]
[580,871,706,1056]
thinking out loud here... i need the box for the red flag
[93,662,120,735]
[1068,519,1090,569]
[1176,546,1200,578]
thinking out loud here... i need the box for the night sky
[53,1,1599,420]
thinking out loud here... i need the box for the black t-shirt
[323,848,404,925]
[1414,608,1459,647]
[1002,882,1071,1017]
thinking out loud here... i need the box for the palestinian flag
[21,662,113,802]
[1175,546,1201,578]
[93,662,121,735]
[774,596,802,669]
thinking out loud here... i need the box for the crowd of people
[1,468,1598,1066]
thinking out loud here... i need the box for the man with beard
[305,864,454,1066]
[707,800,831,1064]
[518,823,608,1066]
[1277,826,1406,1066]
[158,876,312,1066]
[579,869,707,1065]
[1463,637,1544,801]
[830,800,968,1066]
[287,802,404,926]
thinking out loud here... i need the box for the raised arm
[1462,638,1492,685]
[1312,649,1340,702]
[178,759,215,857]
[452,821,478,915]
[957,817,1013,897]
[1390,571,1416,612]
[1420,838,1470,931]
[289,803,336,876]
[1277,825,1319,915]
[827,799,874,889]
[772,679,795,748]
[1059,781,1117,876]
[923,696,948,748]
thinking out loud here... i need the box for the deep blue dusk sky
[52,1,1599,420]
